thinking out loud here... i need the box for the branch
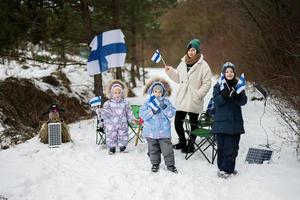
[1,54,86,66]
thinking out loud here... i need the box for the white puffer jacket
[166,54,212,113]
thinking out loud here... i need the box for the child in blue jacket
[140,78,177,173]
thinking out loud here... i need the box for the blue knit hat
[222,62,236,73]
[187,39,201,53]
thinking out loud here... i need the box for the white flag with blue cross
[87,29,127,75]
[151,50,162,63]
[218,73,226,91]
[236,73,246,94]
[89,96,102,107]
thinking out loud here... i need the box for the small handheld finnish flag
[148,95,160,111]
[151,50,162,63]
[236,73,246,94]
[89,96,102,107]
[87,29,127,75]
[218,73,226,91]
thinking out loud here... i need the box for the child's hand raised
[148,95,161,114]
[159,102,167,109]
[148,95,156,102]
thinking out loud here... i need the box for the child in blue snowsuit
[212,62,247,178]
[140,78,177,173]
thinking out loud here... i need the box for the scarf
[185,53,201,65]
[226,78,238,89]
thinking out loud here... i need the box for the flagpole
[161,56,167,66]
[224,80,231,90]
[159,51,167,66]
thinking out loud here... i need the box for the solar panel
[48,123,62,148]
[245,147,273,164]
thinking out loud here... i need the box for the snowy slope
[0,68,300,200]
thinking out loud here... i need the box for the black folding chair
[183,113,217,164]
[96,118,106,146]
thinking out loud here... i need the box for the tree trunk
[81,0,104,97]
[141,32,146,85]
[112,0,122,80]
[130,15,137,88]
[94,74,104,96]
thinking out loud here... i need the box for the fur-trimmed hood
[144,77,172,97]
[105,79,128,99]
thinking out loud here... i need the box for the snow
[1,68,300,200]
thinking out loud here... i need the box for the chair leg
[198,139,214,164]
[211,137,217,164]
[96,131,99,145]
[96,130,106,146]
[128,130,143,143]
[128,124,143,143]
[185,137,217,164]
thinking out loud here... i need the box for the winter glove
[159,102,167,110]
[220,87,230,99]
[229,87,237,99]
[221,87,237,99]
[148,95,156,103]
[148,95,161,114]
[152,108,161,114]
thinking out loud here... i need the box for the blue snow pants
[216,133,241,174]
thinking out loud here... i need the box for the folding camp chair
[183,112,217,164]
[96,118,106,146]
[128,105,143,145]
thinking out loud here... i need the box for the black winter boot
[173,140,186,150]
[108,147,116,155]
[151,164,159,172]
[181,140,194,153]
[120,146,127,153]
[167,165,178,173]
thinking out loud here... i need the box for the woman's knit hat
[187,38,201,53]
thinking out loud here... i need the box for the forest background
[0,0,299,151]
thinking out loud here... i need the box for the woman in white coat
[165,38,212,153]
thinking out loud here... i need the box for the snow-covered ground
[1,68,300,200]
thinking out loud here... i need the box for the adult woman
[165,38,212,153]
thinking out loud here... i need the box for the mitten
[221,88,230,99]
[148,95,156,103]
[229,87,237,99]
[159,102,167,110]
[152,108,161,114]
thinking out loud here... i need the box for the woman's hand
[165,65,172,72]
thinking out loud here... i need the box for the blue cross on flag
[151,50,162,63]
[89,96,102,107]
[236,73,246,94]
[87,29,127,75]
[218,73,226,91]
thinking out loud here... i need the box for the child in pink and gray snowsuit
[101,80,135,154]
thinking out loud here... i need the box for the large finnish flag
[236,73,246,94]
[87,29,127,75]
[151,50,162,63]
